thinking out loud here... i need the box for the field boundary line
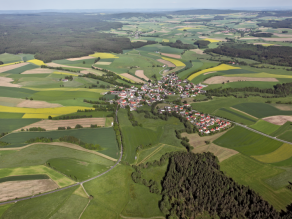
[230,107,259,120]
[0,142,117,162]
[137,144,165,165]
[78,199,90,219]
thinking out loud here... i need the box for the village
[110,73,232,135]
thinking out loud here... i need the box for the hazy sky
[1,0,292,10]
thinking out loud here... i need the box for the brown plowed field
[16,118,106,131]
[0,179,58,202]
[156,59,175,67]
[120,73,144,83]
[135,70,149,81]
[160,53,181,59]
[263,116,292,125]
[46,62,89,70]
[190,49,204,55]
[22,68,53,74]
[0,77,21,88]
[66,56,95,61]
[16,100,63,108]
[0,62,29,73]
[204,76,278,84]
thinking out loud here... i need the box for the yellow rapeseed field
[204,38,221,43]
[0,61,23,67]
[162,57,185,67]
[162,39,170,42]
[89,53,119,59]
[0,105,95,119]
[28,59,46,66]
[187,64,241,81]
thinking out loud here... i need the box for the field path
[230,107,259,120]
[136,144,164,165]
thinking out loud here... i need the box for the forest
[159,152,292,218]
[0,13,154,62]
[257,18,292,28]
[160,40,196,50]
[206,43,292,66]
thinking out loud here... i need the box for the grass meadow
[250,120,281,135]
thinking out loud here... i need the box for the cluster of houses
[110,73,207,111]
[158,105,232,135]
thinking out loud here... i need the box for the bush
[58,127,66,130]
[28,127,46,131]
[75,124,83,129]
[67,126,71,130]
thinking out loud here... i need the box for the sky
[1,0,292,11]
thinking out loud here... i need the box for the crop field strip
[229,107,259,120]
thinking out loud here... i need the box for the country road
[0,109,123,205]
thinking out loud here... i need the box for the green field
[250,120,281,135]
[278,131,292,143]
[220,154,292,211]
[0,144,115,169]
[0,187,82,219]
[0,128,119,159]
[0,165,74,187]
[83,165,163,218]
[0,119,40,133]
[3,63,39,74]
[233,103,292,118]
[0,112,24,119]
[48,157,112,181]
[177,61,204,79]
[0,87,36,99]
[214,126,282,156]
[118,109,184,163]
[0,174,49,183]
[271,122,292,137]
[215,107,257,125]
[0,53,22,64]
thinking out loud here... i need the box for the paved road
[0,109,123,205]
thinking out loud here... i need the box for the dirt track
[0,179,58,202]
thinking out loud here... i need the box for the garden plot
[0,62,29,73]
[16,117,106,131]
[203,76,278,84]
[0,77,21,88]
[0,179,58,202]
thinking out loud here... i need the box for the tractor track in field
[0,109,123,205]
